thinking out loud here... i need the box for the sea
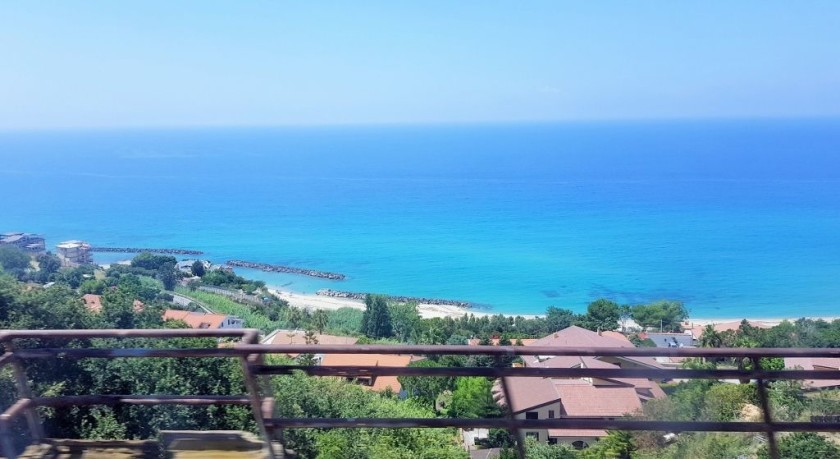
[1,119,839,319]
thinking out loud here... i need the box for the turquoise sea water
[1,120,839,318]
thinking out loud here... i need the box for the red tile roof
[785,357,840,389]
[162,309,228,329]
[496,326,665,424]
[82,294,103,313]
[320,353,413,392]
[262,329,358,357]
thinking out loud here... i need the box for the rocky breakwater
[317,289,471,308]
[90,247,204,255]
[227,260,346,280]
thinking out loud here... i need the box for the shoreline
[268,286,839,324]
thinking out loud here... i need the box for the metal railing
[2,329,840,459]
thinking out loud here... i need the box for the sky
[1,1,840,129]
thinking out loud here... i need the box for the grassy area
[174,287,286,333]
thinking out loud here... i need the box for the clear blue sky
[2,1,839,129]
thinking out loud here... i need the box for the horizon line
[2,114,839,134]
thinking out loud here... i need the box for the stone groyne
[317,288,471,308]
[227,260,346,280]
[90,247,204,255]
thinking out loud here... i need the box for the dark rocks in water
[227,259,346,280]
[317,288,471,308]
[90,247,203,255]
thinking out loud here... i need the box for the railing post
[1,418,17,459]
[239,331,279,459]
[752,357,779,459]
[4,342,44,444]
[495,355,526,459]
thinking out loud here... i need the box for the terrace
[1,328,840,458]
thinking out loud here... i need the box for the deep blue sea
[1,120,839,318]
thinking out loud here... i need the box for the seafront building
[56,240,92,266]
[0,232,46,253]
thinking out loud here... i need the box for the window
[526,432,539,440]
[548,410,555,419]
[525,411,538,420]
[572,441,589,450]
[548,438,558,445]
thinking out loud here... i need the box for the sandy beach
[269,287,837,324]
[268,286,840,328]
[269,288,487,319]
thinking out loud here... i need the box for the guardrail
[2,329,840,459]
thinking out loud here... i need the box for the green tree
[130,252,177,270]
[630,301,688,332]
[398,359,455,408]
[580,431,635,459]
[545,306,577,332]
[312,309,329,334]
[0,246,31,279]
[447,377,500,418]
[758,432,840,459]
[578,299,621,332]
[360,294,393,339]
[389,302,421,342]
[191,260,206,277]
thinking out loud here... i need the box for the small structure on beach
[1,232,46,253]
[56,240,92,266]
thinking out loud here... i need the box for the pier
[317,288,471,308]
[227,260,346,280]
[90,247,204,255]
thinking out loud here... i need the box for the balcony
[2,328,840,458]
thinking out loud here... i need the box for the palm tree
[699,324,722,348]
[313,309,329,334]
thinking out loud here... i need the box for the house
[82,294,144,313]
[0,232,46,253]
[784,357,840,390]
[320,352,413,393]
[56,240,92,266]
[494,326,665,448]
[162,309,243,329]
[261,329,358,359]
[688,320,773,340]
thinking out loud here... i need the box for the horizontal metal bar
[0,399,32,422]
[32,395,251,407]
[239,344,840,359]
[0,328,256,340]
[256,364,840,381]
[15,348,239,359]
[265,417,840,433]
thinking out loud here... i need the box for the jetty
[90,247,204,255]
[317,288,471,308]
[227,259,346,280]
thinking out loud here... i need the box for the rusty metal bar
[0,329,255,339]
[240,343,840,358]
[264,417,840,432]
[255,364,840,381]
[31,395,251,407]
[4,344,43,443]
[753,357,780,459]
[14,348,239,359]
[1,399,32,425]
[496,356,526,459]
[239,330,277,459]
[0,417,16,459]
